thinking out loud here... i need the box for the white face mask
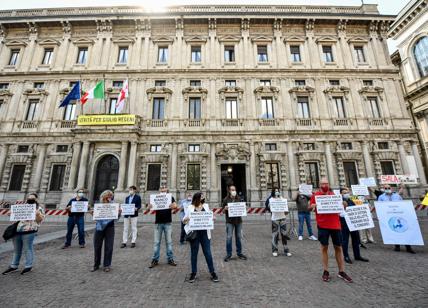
[275,192,280,197]
[230,191,237,197]
[187,196,192,201]
[77,192,84,198]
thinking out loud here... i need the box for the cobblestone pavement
[0,219,426,308]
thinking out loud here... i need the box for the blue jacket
[124,194,142,218]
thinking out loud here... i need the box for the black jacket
[124,194,142,218]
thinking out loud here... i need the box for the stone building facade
[0,4,426,208]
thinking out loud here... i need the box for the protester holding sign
[121,186,141,249]
[62,189,88,249]
[179,193,193,244]
[295,186,317,241]
[310,178,352,283]
[2,193,45,276]
[182,192,219,283]
[148,186,178,268]
[222,185,248,262]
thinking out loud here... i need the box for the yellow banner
[422,193,428,206]
[77,114,136,126]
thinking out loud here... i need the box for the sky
[0,0,408,52]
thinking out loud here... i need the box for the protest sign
[269,199,288,212]
[227,202,247,217]
[351,185,369,196]
[299,184,313,196]
[150,193,172,210]
[188,211,214,231]
[120,204,135,216]
[315,195,344,214]
[344,204,374,231]
[380,175,418,185]
[333,190,341,196]
[93,203,119,220]
[10,203,36,221]
[422,193,428,206]
[71,201,88,213]
[359,177,377,187]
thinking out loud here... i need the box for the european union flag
[59,81,81,108]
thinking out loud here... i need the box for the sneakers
[338,271,353,283]
[224,255,232,262]
[298,236,303,241]
[2,267,18,275]
[61,245,70,249]
[90,266,99,272]
[285,252,292,257]
[211,272,219,282]
[309,235,318,241]
[189,273,196,283]
[80,244,86,248]
[149,260,159,268]
[168,259,177,266]
[272,252,278,257]
[237,254,247,260]
[131,243,136,248]
[20,267,32,275]
[120,243,126,248]
[103,267,111,272]
[322,270,331,282]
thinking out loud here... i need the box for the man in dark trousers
[62,188,88,249]
[121,185,142,248]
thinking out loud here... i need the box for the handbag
[3,221,19,242]
[185,230,198,242]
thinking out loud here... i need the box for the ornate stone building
[0,4,426,208]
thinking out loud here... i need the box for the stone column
[170,143,178,191]
[210,143,217,189]
[411,141,427,184]
[287,141,297,189]
[31,144,48,191]
[77,141,90,189]
[362,141,374,177]
[127,142,138,187]
[249,142,257,189]
[398,141,410,175]
[324,142,335,185]
[0,144,9,182]
[117,141,128,191]
[68,142,81,190]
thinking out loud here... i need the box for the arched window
[413,36,428,78]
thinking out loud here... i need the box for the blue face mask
[343,194,350,199]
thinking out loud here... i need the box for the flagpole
[103,74,107,114]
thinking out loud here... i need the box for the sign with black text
[120,203,136,216]
[93,203,119,220]
[10,204,36,221]
[188,211,214,231]
[351,185,369,196]
[344,205,374,231]
[150,193,172,210]
[269,199,289,212]
[71,201,88,213]
[315,195,344,214]
[227,202,247,217]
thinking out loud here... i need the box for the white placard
[315,195,344,214]
[269,199,289,212]
[380,175,418,185]
[299,184,313,196]
[150,193,172,210]
[120,203,136,216]
[10,203,36,221]
[93,203,119,220]
[227,202,247,217]
[333,190,341,196]
[188,211,214,231]
[71,201,88,213]
[344,204,374,231]
[374,201,424,245]
[359,177,377,187]
[351,185,369,196]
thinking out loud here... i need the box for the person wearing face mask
[310,178,353,283]
[121,186,142,248]
[62,188,88,249]
[339,188,369,264]
[179,193,193,245]
[222,184,248,262]
[295,187,317,241]
[2,193,45,275]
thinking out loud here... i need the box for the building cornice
[388,0,428,39]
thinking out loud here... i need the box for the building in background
[0,4,426,208]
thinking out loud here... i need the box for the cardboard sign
[188,211,214,231]
[120,203,136,216]
[380,175,418,185]
[93,203,119,220]
[344,204,374,231]
[227,202,247,217]
[150,193,172,210]
[359,177,377,187]
[299,184,313,196]
[10,203,36,221]
[269,199,289,212]
[315,195,344,214]
[351,185,369,196]
[375,201,424,245]
[71,201,88,213]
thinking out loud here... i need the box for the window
[155,80,166,87]
[187,164,201,190]
[257,45,268,62]
[56,145,68,153]
[109,98,118,114]
[190,80,201,87]
[290,45,301,62]
[152,98,165,120]
[265,143,277,151]
[225,98,238,119]
[63,102,76,120]
[189,97,201,119]
[363,80,373,86]
[0,83,9,89]
[261,97,274,119]
[17,145,29,153]
[224,46,235,62]
[117,47,128,64]
[329,80,340,86]
[295,80,306,86]
[26,99,39,121]
[322,46,334,63]
[297,97,310,118]
[147,164,161,190]
[34,82,44,89]
[378,142,389,150]
[191,46,201,63]
[112,81,123,88]
[303,143,315,151]
[343,161,359,187]
[158,46,168,63]
[334,97,346,118]
[380,161,395,175]
[266,162,280,190]
[150,145,162,152]
[9,49,20,66]
[49,164,66,191]
[76,47,88,64]
[41,48,54,65]
[260,80,271,86]
[413,37,428,77]
[368,97,381,118]
[0,99,3,111]
[305,162,320,188]
[341,142,353,150]
[8,165,26,191]
[225,80,236,87]
[188,144,200,152]
[354,46,366,63]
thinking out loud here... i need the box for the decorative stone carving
[61,21,71,34]
[358,86,384,101]
[289,85,315,101]
[241,18,250,31]
[254,86,280,100]
[182,87,208,102]
[208,18,216,31]
[218,86,244,100]
[146,87,173,101]
[96,20,112,33]
[27,22,38,35]
[216,144,250,162]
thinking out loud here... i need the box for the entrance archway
[93,155,119,201]
[220,164,247,201]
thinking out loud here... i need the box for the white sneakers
[272,252,278,257]
[285,252,292,257]
[298,236,303,241]
[309,235,318,241]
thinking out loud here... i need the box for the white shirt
[183,203,212,239]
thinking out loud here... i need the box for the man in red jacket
[310,178,352,283]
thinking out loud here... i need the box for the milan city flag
[81,81,104,105]
[59,81,81,107]
[115,80,128,113]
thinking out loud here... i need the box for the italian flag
[81,81,104,105]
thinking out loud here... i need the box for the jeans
[11,233,36,269]
[122,217,138,244]
[180,222,186,243]
[340,217,361,259]
[93,223,115,267]
[272,219,289,253]
[298,212,313,237]
[65,216,85,246]
[190,230,215,274]
[226,223,242,256]
[152,223,174,262]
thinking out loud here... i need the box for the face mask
[321,185,329,192]
[275,192,280,197]
[343,194,350,199]
[385,189,392,194]
[77,192,84,198]
[27,199,36,204]
[187,196,192,201]
[230,191,237,197]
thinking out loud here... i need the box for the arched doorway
[93,155,119,201]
